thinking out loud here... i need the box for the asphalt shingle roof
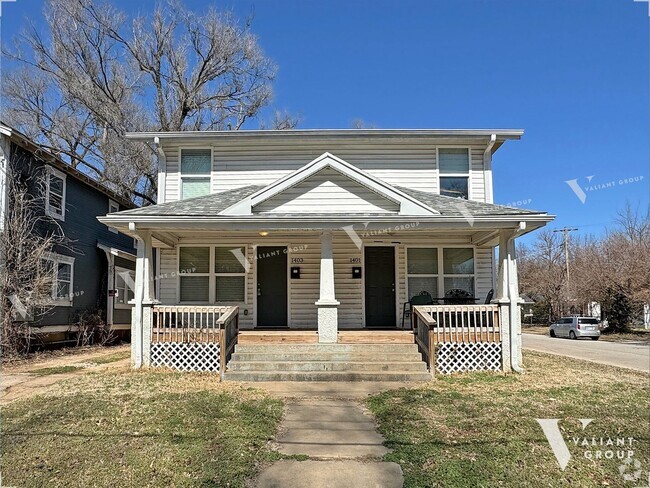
[113,184,545,218]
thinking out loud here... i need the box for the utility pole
[553,227,578,285]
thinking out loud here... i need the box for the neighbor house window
[407,248,438,300]
[42,253,75,305]
[115,266,135,308]
[180,148,211,200]
[215,247,246,302]
[442,248,475,296]
[107,200,119,233]
[438,148,469,199]
[45,167,66,220]
[178,246,247,303]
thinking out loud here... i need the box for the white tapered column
[315,231,340,343]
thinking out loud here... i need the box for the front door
[364,246,396,328]
[257,246,288,328]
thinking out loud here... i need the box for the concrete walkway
[254,383,405,488]
[522,333,650,373]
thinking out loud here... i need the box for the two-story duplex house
[100,129,553,380]
[0,123,137,346]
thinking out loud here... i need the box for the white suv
[549,317,601,340]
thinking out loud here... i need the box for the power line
[552,227,578,286]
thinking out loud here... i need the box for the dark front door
[364,246,396,328]
[257,246,288,327]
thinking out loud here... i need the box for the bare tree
[2,0,281,204]
[0,169,67,355]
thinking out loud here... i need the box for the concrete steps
[224,343,431,382]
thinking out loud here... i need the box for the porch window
[180,148,211,200]
[115,266,135,308]
[438,148,469,199]
[442,248,475,296]
[178,246,247,303]
[214,247,246,302]
[179,247,210,302]
[407,248,438,300]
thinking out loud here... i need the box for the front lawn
[2,368,283,487]
[367,351,650,488]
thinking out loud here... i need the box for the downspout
[154,137,166,204]
[509,221,526,373]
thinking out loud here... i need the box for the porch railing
[150,305,239,377]
[413,304,501,373]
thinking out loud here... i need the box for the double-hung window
[407,248,439,300]
[438,148,470,199]
[180,148,211,199]
[442,248,475,296]
[107,200,119,233]
[42,253,75,305]
[115,266,135,308]
[406,247,475,300]
[215,247,246,302]
[45,167,66,220]
[178,246,247,303]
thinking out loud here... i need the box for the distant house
[0,123,137,346]
[101,129,554,378]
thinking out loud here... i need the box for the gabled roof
[220,152,440,216]
[108,184,545,218]
[0,122,135,209]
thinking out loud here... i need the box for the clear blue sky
[1,0,648,242]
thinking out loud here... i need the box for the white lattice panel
[435,342,502,374]
[150,342,221,373]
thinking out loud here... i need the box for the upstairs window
[107,200,119,233]
[180,148,211,200]
[438,148,469,199]
[45,167,66,220]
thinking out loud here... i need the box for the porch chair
[484,288,495,304]
[401,291,434,329]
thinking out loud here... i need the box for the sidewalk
[254,382,408,488]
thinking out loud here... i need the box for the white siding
[155,231,496,329]
[159,140,491,205]
[254,167,399,214]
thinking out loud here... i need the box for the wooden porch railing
[151,305,239,377]
[412,304,500,372]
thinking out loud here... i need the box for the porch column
[315,230,340,343]
[132,230,156,368]
[496,230,523,373]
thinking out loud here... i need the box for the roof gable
[220,152,440,216]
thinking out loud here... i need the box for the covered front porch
[123,222,529,377]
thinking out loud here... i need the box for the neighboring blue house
[0,123,137,345]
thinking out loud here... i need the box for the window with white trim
[107,200,119,233]
[178,246,247,303]
[42,253,75,304]
[442,248,475,296]
[406,247,475,300]
[407,248,438,300]
[215,247,246,302]
[115,266,135,308]
[45,167,66,220]
[180,149,211,200]
[438,148,469,199]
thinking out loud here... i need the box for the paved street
[522,333,650,373]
